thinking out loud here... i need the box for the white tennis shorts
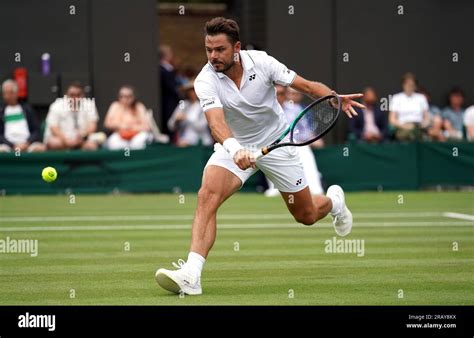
[205,143,308,193]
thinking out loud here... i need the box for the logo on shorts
[296,178,302,186]
[249,74,256,81]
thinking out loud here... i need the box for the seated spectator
[282,87,303,114]
[348,87,387,143]
[464,105,474,141]
[104,85,151,150]
[168,81,212,147]
[176,66,197,89]
[44,81,100,150]
[418,88,445,141]
[442,87,465,140]
[0,79,46,152]
[389,73,430,141]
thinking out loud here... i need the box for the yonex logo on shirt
[296,178,302,186]
[249,74,256,81]
[202,99,215,108]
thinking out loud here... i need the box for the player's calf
[293,208,318,225]
[281,187,331,226]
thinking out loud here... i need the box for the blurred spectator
[283,87,304,117]
[464,105,474,141]
[0,79,46,152]
[418,88,445,142]
[159,45,180,135]
[442,87,465,140]
[265,86,324,197]
[176,66,197,88]
[44,81,100,151]
[104,85,151,150]
[167,81,212,147]
[389,73,430,141]
[348,87,387,143]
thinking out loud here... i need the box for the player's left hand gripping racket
[252,94,342,160]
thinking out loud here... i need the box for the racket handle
[252,149,264,160]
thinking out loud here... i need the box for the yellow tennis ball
[42,167,57,183]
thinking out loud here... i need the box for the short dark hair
[446,86,465,106]
[204,17,240,44]
[66,81,84,92]
[448,86,465,98]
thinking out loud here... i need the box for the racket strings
[291,98,339,144]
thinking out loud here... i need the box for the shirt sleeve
[464,106,474,126]
[389,95,399,112]
[441,108,449,119]
[46,101,61,127]
[263,53,296,86]
[194,76,223,112]
[420,95,429,111]
[87,102,99,123]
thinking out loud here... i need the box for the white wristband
[223,138,243,158]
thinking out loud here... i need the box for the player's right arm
[204,107,233,143]
[204,107,256,170]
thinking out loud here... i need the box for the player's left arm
[290,75,365,118]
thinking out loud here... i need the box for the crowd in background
[349,73,474,143]
[1,46,473,154]
[0,80,157,153]
[161,47,474,147]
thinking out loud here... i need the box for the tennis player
[155,17,365,295]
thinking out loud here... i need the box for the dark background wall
[0,0,159,126]
[90,0,159,125]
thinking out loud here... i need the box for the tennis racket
[252,93,342,160]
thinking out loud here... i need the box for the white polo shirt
[464,105,474,141]
[44,97,99,141]
[4,105,30,144]
[390,92,428,124]
[194,50,297,148]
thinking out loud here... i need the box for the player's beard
[213,59,234,73]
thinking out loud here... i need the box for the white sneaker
[327,185,353,237]
[264,188,280,197]
[155,259,202,295]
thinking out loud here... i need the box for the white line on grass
[0,221,472,232]
[0,212,444,223]
[443,212,474,221]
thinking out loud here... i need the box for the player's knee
[294,210,317,226]
[46,138,63,150]
[82,141,98,151]
[197,186,222,208]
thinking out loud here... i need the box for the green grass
[0,191,473,305]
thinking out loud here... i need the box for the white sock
[327,193,342,216]
[186,252,206,277]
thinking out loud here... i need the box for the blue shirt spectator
[442,87,465,140]
[419,88,445,141]
[349,87,387,142]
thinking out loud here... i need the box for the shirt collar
[211,50,255,79]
